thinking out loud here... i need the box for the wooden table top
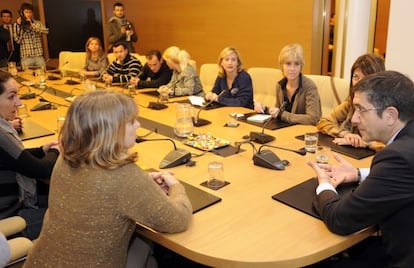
[18,72,374,268]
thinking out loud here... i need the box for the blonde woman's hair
[278,43,305,70]
[85,37,105,59]
[217,47,244,78]
[60,90,138,169]
[163,46,190,71]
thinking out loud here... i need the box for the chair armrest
[7,237,33,264]
[0,216,26,237]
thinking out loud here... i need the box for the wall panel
[102,0,316,74]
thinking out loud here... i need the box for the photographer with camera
[106,2,137,53]
[14,3,48,69]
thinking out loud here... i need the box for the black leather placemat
[237,112,294,130]
[19,119,55,141]
[145,168,222,213]
[139,90,182,99]
[272,178,357,219]
[138,117,241,157]
[295,133,375,160]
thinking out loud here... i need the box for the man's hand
[309,153,359,187]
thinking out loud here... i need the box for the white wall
[386,0,414,80]
[333,0,373,80]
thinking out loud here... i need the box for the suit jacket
[314,120,414,267]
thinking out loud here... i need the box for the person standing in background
[106,2,137,53]
[0,9,20,67]
[14,3,48,69]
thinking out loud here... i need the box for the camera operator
[106,2,137,53]
[14,3,48,69]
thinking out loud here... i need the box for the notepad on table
[247,114,272,123]
[188,96,206,106]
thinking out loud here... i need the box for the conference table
[15,70,374,268]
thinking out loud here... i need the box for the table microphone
[135,137,191,169]
[249,116,275,144]
[193,91,225,127]
[235,140,287,170]
[249,101,286,144]
[20,85,36,99]
[193,88,238,127]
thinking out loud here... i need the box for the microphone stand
[258,144,307,156]
[135,137,191,169]
[249,116,275,144]
[193,89,228,127]
[234,140,287,170]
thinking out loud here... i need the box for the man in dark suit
[308,70,414,267]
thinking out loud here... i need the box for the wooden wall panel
[102,0,315,73]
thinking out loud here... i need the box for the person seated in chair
[102,41,142,85]
[158,46,203,97]
[130,49,172,89]
[317,53,386,151]
[24,90,192,267]
[79,37,109,78]
[0,72,60,239]
[205,47,254,109]
[255,43,321,125]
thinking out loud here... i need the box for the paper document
[188,96,206,106]
[247,114,272,123]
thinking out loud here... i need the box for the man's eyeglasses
[354,106,384,115]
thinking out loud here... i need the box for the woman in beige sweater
[24,90,192,267]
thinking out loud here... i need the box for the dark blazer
[314,120,414,267]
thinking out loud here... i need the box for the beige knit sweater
[24,156,192,267]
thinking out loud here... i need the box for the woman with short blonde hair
[257,43,321,125]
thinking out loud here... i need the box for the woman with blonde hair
[80,37,109,77]
[256,43,321,125]
[158,46,203,96]
[317,53,386,150]
[205,47,253,109]
[24,90,192,267]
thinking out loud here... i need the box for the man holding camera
[14,3,48,69]
[106,2,137,53]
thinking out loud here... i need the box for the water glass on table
[207,162,225,190]
[304,132,318,153]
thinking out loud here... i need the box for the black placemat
[295,133,375,160]
[138,117,241,157]
[145,168,222,213]
[272,178,357,219]
[237,112,294,130]
[19,119,55,141]
[140,90,183,99]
